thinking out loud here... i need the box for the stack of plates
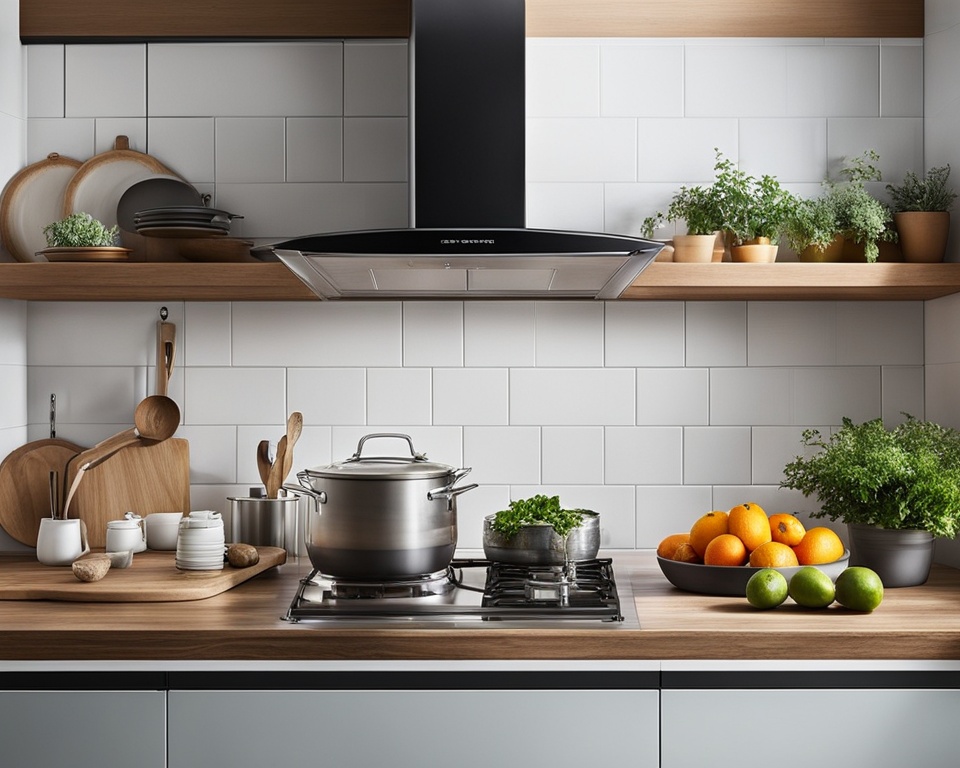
[134,206,241,239]
[175,511,225,571]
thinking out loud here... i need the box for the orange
[657,533,691,559]
[769,513,806,547]
[670,542,701,563]
[728,502,771,552]
[703,533,748,566]
[689,511,729,557]
[792,526,845,565]
[749,541,800,568]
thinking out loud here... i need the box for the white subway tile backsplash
[793,366,881,425]
[65,45,145,118]
[685,302,746,367]
[147,43,342,118]
[367,368,431,425]
[826,117,924,184]
[603,182,680,238]
[605,426,682,484]
[343,117,408,182]
[526,42,600,117]
[751,426,815,485]
[403,302,463,367]
[344,41,409,117]
[605,302,685,367]
[511,368,635,426]
[535,301,603,367]
[526,117,637,182]
[183,303,231,367]
[525,183,605,232]
[881,366,925,425]
[287,368,366,426]
[926,363,960,429]
[0,301,26,364]
[233,302,402,367]
[175,425,236,484]
[637,368,709,425]
[285,118,342,183]
[636,119,739,183]
[836,302,924,365]
[747,302,837,366]
[739,119,828,182]
[26,45,63,118]
[786,45,879,117]
[94,118,146,155]
[683,426,752,485]
[926,293,960,365]
[685,45,788,117]
[433,368,508,426]
[183,367,286,425]
[635,485,714,548]
[147,118,216,185]
[709,367,793,426]
[27,366,140,425]
[456,484,510,549]
[541,426,603,484]
[26,117,94,164]
[600,43,684,118]
[464,426,540,485]
[463,302,536,367]
[0,366,27,428]
[880,43,923,118]
[215,118,285,183]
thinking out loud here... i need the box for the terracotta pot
[672,233,720,263]
[841,238,903,263]
[798,234,845,263]
[730,237,778,263]
[894,211,950,263]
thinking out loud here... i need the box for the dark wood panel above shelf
[1,261,960,302]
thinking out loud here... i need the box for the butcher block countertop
[0,550,958,662]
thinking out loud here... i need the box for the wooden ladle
[61,395,181,518]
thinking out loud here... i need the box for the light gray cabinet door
[0,691,166,768]
[662,688,960,768]
[169,689,659,768]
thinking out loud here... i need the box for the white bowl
[145,513,183,550]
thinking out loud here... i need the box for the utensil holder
[228,494,300,556]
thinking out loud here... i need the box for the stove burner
[284,558,623,623]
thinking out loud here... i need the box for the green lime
[745,568,789,609]
[835,566,884,612]
[788,566,836,608]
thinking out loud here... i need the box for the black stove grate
[283,558,623,623]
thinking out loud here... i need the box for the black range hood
[255,0,663,298]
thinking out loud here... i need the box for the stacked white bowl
[175,510,225,570]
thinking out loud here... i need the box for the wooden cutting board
[0,547,286,602]
[68,438,191,548]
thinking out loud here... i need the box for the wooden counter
[0,551,957,662]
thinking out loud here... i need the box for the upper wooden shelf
[1,261,959,302]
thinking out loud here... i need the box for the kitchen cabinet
[0,690,166,768]
[3,261,960,302]
[661,686,960,767]
[167,688,660,768]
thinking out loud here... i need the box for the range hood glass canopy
[255,228,664,300]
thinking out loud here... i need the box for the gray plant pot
[847,523,935,587]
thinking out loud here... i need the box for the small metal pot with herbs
[482,494,600,565]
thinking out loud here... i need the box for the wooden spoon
[266,436,287,499]
[280,412,303,485]
[256,439,272,488]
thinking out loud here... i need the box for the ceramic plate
[656,550,851,597]
[116,177,202,231]
[37,246,132,262]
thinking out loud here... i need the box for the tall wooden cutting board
[67,438,191,548]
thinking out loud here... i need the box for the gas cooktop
[284,558,628,625]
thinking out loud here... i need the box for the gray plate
[656,550,851,597]
[117,178,203,231]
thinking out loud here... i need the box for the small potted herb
[782,195,844,262]
[482,494,599,565]
[885,164,957,262]
[40,212,126,261]
[781,416,960,586]
[830,150,897,263]
[643,184,724,263]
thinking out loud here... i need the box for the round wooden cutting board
[0,439,83,546]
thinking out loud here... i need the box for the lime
[745,568,789,609]
[788,566,836,608]
[835,566,884,612]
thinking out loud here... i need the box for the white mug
[106,515,146,554]
[37,518,90,566]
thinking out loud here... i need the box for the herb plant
[711,151,797,245]
[782,195,840,254]
[885,165,958,213]
[826,150,895,262]
[43,212,119,248]
[490,495,586,538]
[781,416,960,539]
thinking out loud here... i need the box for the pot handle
[348,433,426,463]
[283,472,327,506]
[427,467,478,501]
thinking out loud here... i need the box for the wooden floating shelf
[2,261,960,302]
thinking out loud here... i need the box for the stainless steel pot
[285,433,477,580]
[482,511,600,565]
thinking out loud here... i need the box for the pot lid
[304,433,457,480]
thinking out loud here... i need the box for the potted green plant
[643,183,724,263]
[781,416,960,586]
[40,212,126,261]
[885,164,957,262]
[829,150,897,263]
[782,195,844,262]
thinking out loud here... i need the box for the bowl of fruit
[656,503,849,596]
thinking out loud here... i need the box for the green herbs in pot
[490,494,585,538]
[43,212,120,248]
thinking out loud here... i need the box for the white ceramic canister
[36,517,90,566]
[105,513,146,554]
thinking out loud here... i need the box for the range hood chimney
[255,0,663,298]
